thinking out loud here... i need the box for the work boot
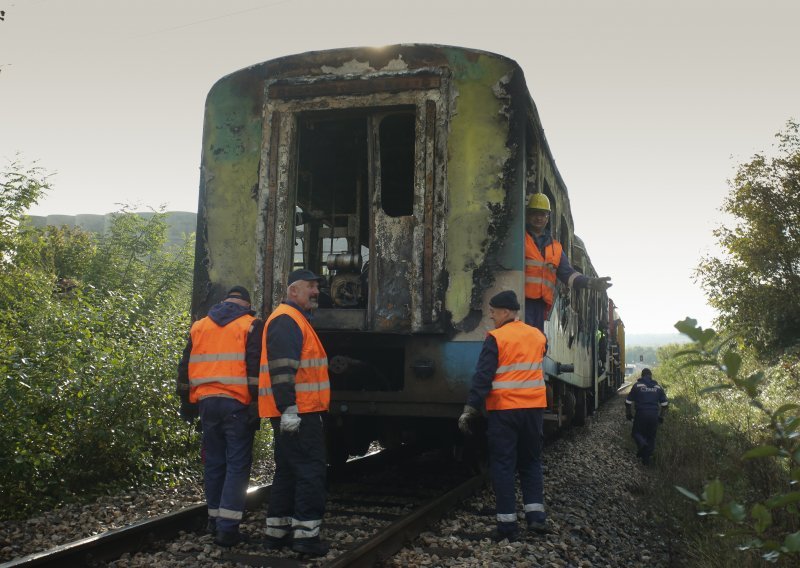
[491,528,520,542]
[263,534,292,550]
[526,512,548,534]
[214,530,249,547]
[493,520,520,542]
[292,537,330,557]
[527,520,548,534]
[205,518,217,536]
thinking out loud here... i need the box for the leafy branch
[673,317,800,561]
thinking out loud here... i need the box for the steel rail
[0,486,271,568]
[323,471,487,568]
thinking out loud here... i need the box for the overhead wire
[134,0,295,38]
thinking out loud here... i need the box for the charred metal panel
[422,100,437,322]
[369,127,415,331]
[268,75,441,100]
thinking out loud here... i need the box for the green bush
[0,160,201,517]
[661,319,800,563]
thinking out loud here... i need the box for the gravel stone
[2,393,684,566]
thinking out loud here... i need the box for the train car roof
[207,43,575,228]
[212,43,519,86]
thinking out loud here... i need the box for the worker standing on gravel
[259,269,330,557]
[458,290,549,541]
[625,368,669,466]
[177,286,263,547]
[524,193,612,331]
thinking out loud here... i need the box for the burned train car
[192,44,622,458]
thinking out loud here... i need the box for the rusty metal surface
[268,74,441,100]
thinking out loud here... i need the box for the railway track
[2,449,485,568]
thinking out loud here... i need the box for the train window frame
[256,75,450,332]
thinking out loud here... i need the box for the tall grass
[637,344,800,566]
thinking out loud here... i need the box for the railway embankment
[1,391,684,567]
[384,390,682,567]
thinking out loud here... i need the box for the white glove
[280,405,301,434]
[458,405,480,435]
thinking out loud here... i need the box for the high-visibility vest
[524,233,562,307]
[485,320,547,411]
[258,303,330,418]
[188,313,256,405]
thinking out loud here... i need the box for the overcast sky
[2,0,798,335]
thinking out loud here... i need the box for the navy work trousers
[200,397,256,533]
[632,412,659,463]
[524,298,548,332]
[488,408,545,534]
[267,412,327,540]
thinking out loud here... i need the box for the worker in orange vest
[177,286,263,547]
[525,193,612,331]
[259,269,331,557]
[459,290,548,541]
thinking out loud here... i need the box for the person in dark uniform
[524,193,612,331]
[258,269,330,557]
[625,368,668,466]
[458,290,548,541]
[177,286,263,547]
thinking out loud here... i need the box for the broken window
[378,112,415,217]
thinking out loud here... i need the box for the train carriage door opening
[259,77,447,334]
[287,108,418,332]
[292,114,370,315]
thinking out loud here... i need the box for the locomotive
[191,44,624,461]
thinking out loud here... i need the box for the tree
[697,120,800,356]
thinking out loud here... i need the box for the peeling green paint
[444,53,515,325]
[200,79,263,302]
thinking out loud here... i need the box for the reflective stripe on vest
[524,233,562,307]
[258,303,330,418]
[485,320,547,411]
[188,313,255,405]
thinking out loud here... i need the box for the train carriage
[192,44,622,459]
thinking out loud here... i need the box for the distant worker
[458,290,549,541]
[525,193,612,331]
[177,286,263,547]
[259,269,330,557]
[625,368,668,466]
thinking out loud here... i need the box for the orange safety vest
[524,232,562,308]
[258,303,330,418]
[188,313,256,405]
[485,320,547,411]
